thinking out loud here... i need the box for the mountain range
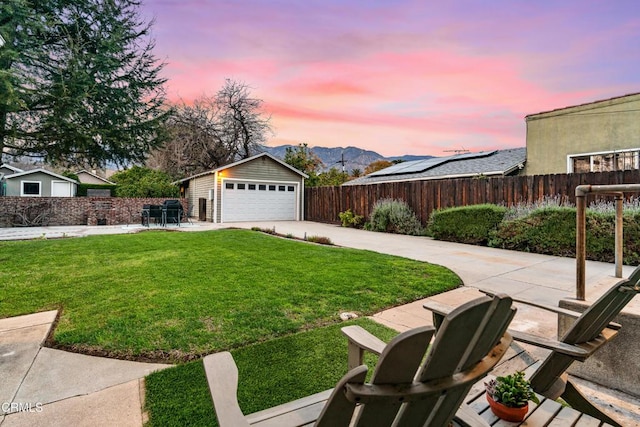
[262,145,434,173]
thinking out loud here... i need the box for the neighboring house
[0,164,24,196]
[343,148,526,186]
[525,92,640,175]
[0,164,23,176]
[176,152,308,223]
[76,169,115,185]
[2,168,78,197]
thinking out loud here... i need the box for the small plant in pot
[485,371,540,422]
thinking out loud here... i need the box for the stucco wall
[524,93,640,176]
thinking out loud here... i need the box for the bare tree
[215,79,272,159]
[147,79,272,179]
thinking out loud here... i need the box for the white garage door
[222,181,297,222]
[51,181,72,197]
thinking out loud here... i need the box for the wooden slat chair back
[315,294,515,427]
[204,294,515,427]
[529,265,640,396]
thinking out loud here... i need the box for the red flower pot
[486,392,529,422]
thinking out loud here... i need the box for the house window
[22,181,41,196]
[569,149,640,173]
[225,182,234,189]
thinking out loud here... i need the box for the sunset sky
[140,1,640,157]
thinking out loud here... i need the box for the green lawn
[145,318,398,427]
[0,229,460,360]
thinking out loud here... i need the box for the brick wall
[0,197,189,228]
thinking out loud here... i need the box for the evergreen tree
[0,0,169,168]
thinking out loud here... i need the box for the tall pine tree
[0,0,169,168]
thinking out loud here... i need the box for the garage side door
[222,182,297,222]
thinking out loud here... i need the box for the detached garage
[177,153,307,223]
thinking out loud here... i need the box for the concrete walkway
[1,221,639,425]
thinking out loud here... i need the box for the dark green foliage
[110,166,178,197]
[144,319,396,427]
[317,167,349,186]
[365,198,424,235]
[489,207,577,255]
[488,208,640,264]
[427,204,507,244]
[0,0,169,167]
[486,371,539,408]
[76,183,117,197]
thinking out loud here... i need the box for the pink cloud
[143,1,640,157]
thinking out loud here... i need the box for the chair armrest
[479,290,582,318]
[422,300,454,328]
[479,290,622,330]
[509,328,617,361]
[341,325,386,369]
[203,352,251,427]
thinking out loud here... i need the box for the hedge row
[427,205,640,265]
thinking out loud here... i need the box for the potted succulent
[485,371,540,422]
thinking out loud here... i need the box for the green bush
[488,207,577,255]
[338,209,364,228]
[488,208,640,264]
[365,199,424,235]
[427,204,507,245]
[110,166,179,198]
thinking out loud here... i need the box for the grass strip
[144,318,398,427]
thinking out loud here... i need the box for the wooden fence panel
[304,170,640,225]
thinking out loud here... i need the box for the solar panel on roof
[367,150,498,177]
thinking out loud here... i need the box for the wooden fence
[304,170,640,225]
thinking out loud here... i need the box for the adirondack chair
[204,294,516,426]
[424,265,640,427]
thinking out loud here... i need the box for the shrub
[503,195,573,221]
[365,199,423,235]
[488,207,576,255]
[110,166,179,198]
[427,204,507,245]
[338,209,364,228]
[306,235,333,245]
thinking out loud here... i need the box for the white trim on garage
[221,178,300,223]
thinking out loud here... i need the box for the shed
[3,169,78,197]
[176,152,308,223]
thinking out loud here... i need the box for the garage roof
[175,152,308,184]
